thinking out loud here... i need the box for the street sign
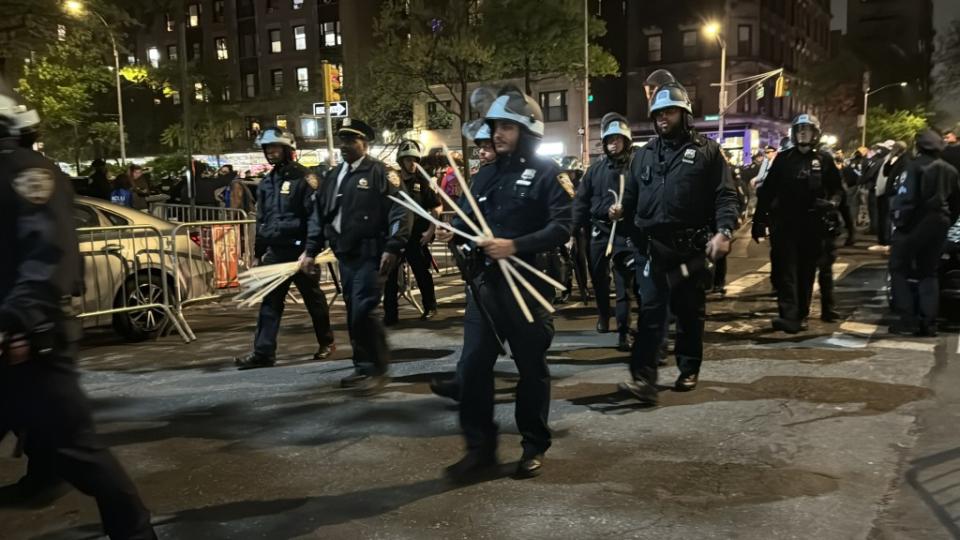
[756,85,765,99]
[705,114,720,121]
[313,101,349,117]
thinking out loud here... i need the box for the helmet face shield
[649,85,693,117]
[484,90,544,138]
[794,124,817,146]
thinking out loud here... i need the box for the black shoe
[420,308,438,321]
[0,477,70,509]
[235,352,276,370]
[514,454,544,479]
[444,450,498,482]
[383,316,399,327]
[711,285,726,297]
[313,343,336,361]
[771,318,802,334]
[820,310,841,323]
[340,372,368,388]
[915,324,938,337]
[844,238,856,247]
[888,324,917,336]
[616,332,631,353]
[429,377,460,402]
[617,379,658,405]
[354,374,390,396]
[675,373,698,392]
[596,318,610,334]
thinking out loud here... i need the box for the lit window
[648,35,662,62]
[127,55,136,65]
[296,67,309,91]
[270,29,282,53]
[276,115,288,129]
[165,13,174,32]
[244,73,257,98]
[293,0,304,9]
[167,45,178,61]
[188,4,200,27]
[57,25,66,41]
[294,26,307,51]
[147,47,160,68]
[215,38,228,60]
[171,91,181,105]
[221,85,232,102]
[271,69,284,93]
[322,21,341,47]
[194,82,207,102]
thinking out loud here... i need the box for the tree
[481,0,618,94]
[865,106,929,145]
[933,19,960,126]
[793,46,866,149]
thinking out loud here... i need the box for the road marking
[839,321,881,336]
[813,263,850,293]
[870,339,937,353]
[725,273,770,297]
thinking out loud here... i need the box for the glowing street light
[703,21,728,144]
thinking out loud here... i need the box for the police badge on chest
[280,181,292,195]
[682,148,696,165]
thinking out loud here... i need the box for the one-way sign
[313,101,349,117]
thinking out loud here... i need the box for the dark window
[648,35,662,62]
[271,69,284,93]
[167,45,178,61]
[682,31,698,59]
[427,101,453,130]
[103,210,130,226]
[237,0,254,18]
[738,25,752,56]
[240,33,256,58]
[267,0,279,13]
[213,0,225,22]
[190,42,201,60]
[539,90,568,122]
[73,204,100,228]
[244,73,257,98]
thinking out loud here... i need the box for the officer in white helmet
[235,127,335,369]
[383,139,441,324]
[435,86,572,480]
[0,90,157,538]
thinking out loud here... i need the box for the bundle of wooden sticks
[234,249,337,308]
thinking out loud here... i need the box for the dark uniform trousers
[254,246,333,357]
[2,346,155,539]
[340,254,390,376]
[588,229,636,333]
[818,237,837,313]
[383,240,437,320]
[631,253,705,383]
[460,272,554,456]
[770,223,823,322]
[890,215,950,327]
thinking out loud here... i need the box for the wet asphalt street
[2,231,958,540]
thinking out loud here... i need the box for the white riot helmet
[484,86,545,138]
[462,118,492,144]
[255,127,297,150]
[0,94,40,140]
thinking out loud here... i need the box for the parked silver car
[72,197,215,340]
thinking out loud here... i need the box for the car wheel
[113,274,169,341]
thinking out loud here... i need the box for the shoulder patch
[305,173,319,190]
[387,170,401,188]
[557,173,576,198]
[13,168,56,204]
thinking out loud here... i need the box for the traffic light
[774,75,785,98]
[322,63,342,103]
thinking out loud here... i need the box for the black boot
[514,453,544,479]
[618,378,658,405]
[429,377,460,402]
[420,308,438,321]
[596,317,610,333]
[313,343,336,361]
[771,318,802,334]
[445,450,498,482]
[820,309,841,323]
[675,373,698,391]
[616,331,631,352]
[235,352,276,370]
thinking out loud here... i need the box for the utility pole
[582,0,590,166]
[321,60,335,166]
[178,10,194,207]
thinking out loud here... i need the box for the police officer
[574,112,638,351]
[435,87,572,479]
[889,129,960,336]
[383,139,441,324]
[753,114,843,333]
[236,127,335,369]
[611,78,739,404]
[317,119,412,395]
[0,94,156,538]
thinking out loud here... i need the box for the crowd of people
[4,62,960,538]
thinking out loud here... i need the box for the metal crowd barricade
[150,203,249,224]
[167,219,257,342]
[75,225,192,343]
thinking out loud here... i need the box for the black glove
[751,220,767,242]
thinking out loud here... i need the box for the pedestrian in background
[875,141,909,246]
[109,172,134,207]
[87,158,112,200]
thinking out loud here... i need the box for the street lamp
[861,81,909,147]
[704,21,727,145]
[65,0,127,164]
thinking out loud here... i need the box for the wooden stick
[414,162,482,236]
[499,258,533,322]
[442,144,492,236]
[502,262,555,314]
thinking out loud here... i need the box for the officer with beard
[383,139,441,325]
[610,79,739,404]
[435,87,571,479]
[753,114,843,333]
[574,112,638,351]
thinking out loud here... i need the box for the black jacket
[451,152,572,264]
[399,167,440,239]
[877,154,909,198]
[756,147,843,229]
[891,154,960,231]
[621,131,739,234]
[317,155,412,258]
[254,160,321,258]
[0,142,82,336]
[573,150,636,245]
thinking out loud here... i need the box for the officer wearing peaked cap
[0,91,156,538]
[435,86,572,480]
[236,126,335,370]
[383,139,442,325]
[611,77,740,405]
[317,118,412,395]
[574,112,639,352]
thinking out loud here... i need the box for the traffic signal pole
[321,60,335,166]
